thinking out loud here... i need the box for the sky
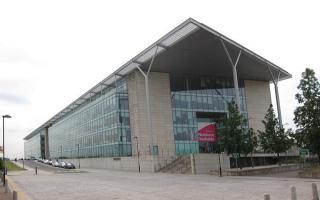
[0,0,319,158]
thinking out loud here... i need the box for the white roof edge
[24,18,291,140]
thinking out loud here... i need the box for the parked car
[59,161,66,168]
[64,162,75,169]
[52,161,60,167]
[48,160,53,165]
[44,159,49,164]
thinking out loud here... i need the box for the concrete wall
[127,70,176,171]
[193,154,230,174]
[64,156,154,172]
[64,154,177,172]
[244,80,272,132]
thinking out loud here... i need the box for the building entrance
[196,112,226,153]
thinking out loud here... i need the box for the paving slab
[0,186,11,200]
[8,168,320,200]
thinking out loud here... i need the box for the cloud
[0,92,30,105]
[0,43,35,64]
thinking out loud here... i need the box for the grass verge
[5,160,25,171]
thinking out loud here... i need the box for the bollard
[35,167,37,175]
[13,190,18,200]
[291,186,297,200]
[312,183,319,200]
[264,194,270,200]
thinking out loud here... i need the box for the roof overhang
[24,18,291,140]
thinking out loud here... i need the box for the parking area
[16,160,75,173]
[8,167,320,200]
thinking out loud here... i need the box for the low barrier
[216,164,303,176]
[264,183,319,200]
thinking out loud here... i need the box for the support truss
[221,39,242,111]
[267,65,283,128]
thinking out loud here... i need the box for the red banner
[198,123,218,143]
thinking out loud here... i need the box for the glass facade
[170,74,248,155]
[49,77,131,159]
[24,133,41,159]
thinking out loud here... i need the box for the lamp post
[60,145,62,161]
[2,114,11,186]
[134,136,140,173]
[77,144,80,169]
[218,142,222,177]
[120,135,126,157]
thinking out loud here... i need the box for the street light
[2,114,11,186]
[120,135,126,157]
[134,136,140,173]
[77,144,80,169]
[60,145,62,161]
[218,142,222,177]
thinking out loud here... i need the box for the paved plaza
[7,166,320,200]
[0,186,11,200]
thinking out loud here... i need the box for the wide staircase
[158,156,191,174]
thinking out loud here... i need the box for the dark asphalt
[17,160,75,173]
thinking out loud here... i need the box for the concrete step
[159,156,191,174]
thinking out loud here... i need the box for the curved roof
[24,18,291,140]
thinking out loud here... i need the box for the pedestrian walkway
[0,186,11,200]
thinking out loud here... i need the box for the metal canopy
[141,26,290,81]
[24,18,291,140]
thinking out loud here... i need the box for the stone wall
[127,70,176,171]
[193,153,230,174]
[244,80,272,132]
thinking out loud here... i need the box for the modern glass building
[171,75,248,155]
[24,18,291,172]
[24,131,44,159]
[48,78,131,159]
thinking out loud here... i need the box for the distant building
[24,18,291,172]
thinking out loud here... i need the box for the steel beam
[221,39,242,110]
[133,61,143,66]
[157,43,168,50]
[115,73,124,77]
[274,82,282,127]
[267,65,283,128]
[136,45,159,172]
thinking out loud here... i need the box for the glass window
[47,77,132,159]
[170,74,248,155]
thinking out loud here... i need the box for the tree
[259,104,293,165]
[242,128,258,168]
[220,101,247,168]
[293,68,320,160]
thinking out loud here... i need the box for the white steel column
[136,45,159,172]
[267,66,283,128]
[221,39,242,110]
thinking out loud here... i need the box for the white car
[59,161,67,168]
[52,161,60,167]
